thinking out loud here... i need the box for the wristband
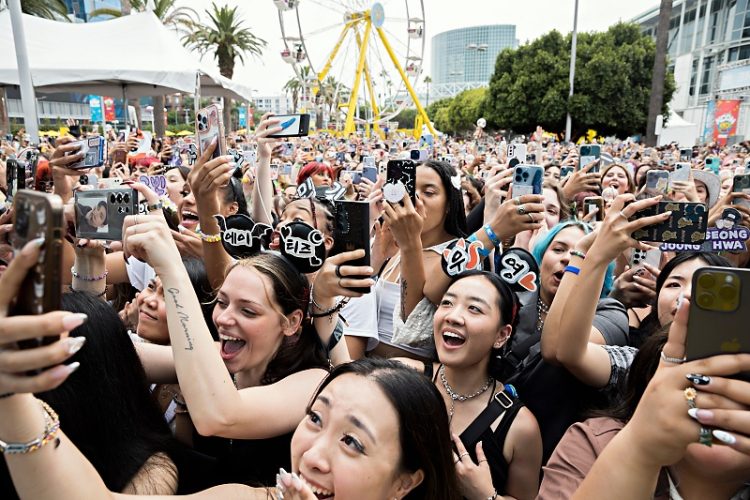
[198,230,222,243]
[482,224,502,248]
[71,267,108,282]
[564,265,580,275]
[147,201,164,212]
[467,234,491,258]
[570,250,586,260]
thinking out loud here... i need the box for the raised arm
[542,194,669,387]
[252,114,282,226]
[122,214,327,439]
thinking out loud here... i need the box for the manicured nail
[686,373,711,386]
[688,408,713,421]
[211,136,218,145]
[63,336,86,355]
[51,361,81,380]
[676,291,684,310]
[62,313,88,331]
[713,430,737,445]
[21,238,44,256]
[291,473,303,490]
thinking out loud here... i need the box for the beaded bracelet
[308,282,349,318]
[147,201,164,212]
[0,399,60,455]
[483,224,502,248]
[68,285,107,298]
[71,267,108,282]
[198,230,222,243]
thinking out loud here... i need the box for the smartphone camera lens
[123,193,130,203]
[116,193,123,203]
[719,285,736,301]
[697,292,715,309]
[698,273,716,289]
[110,194,116,203]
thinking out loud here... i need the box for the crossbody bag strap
[460,388,518,450]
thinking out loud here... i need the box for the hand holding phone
[266,114,311,138]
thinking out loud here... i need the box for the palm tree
[184,2,266,131]
[646,0,673,146]
[283,77,302,113]
[9,0,69,20]
[423,75,432,107]
[90,0,199,136]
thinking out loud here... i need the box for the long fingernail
[291,473,303,490]
[63,336,86,355]
[686,373,711,386]
[51,361,81,380]
[713,430,737,445]
[688,408,713,421]
[62,313,88,331]
[676,291,684,310]
[21,238,44,256]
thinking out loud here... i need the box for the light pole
[9,0,40,143]
[565,0,579,144]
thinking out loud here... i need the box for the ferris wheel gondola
[274,0,434,137]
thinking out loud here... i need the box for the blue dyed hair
[531,221,615,298]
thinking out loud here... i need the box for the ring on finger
[459,452,470,461]
[527,212,535,223]
[335,265,344,279]
[699,426,713,447]
[619,210,628,219]
[514,197,522,206]
[517,205,527,216]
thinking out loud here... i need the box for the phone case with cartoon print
[631,201,708,244]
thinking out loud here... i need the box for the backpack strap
[460,386,520,449]
[495,331,542,381]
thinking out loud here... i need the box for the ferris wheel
[274,0,436,136]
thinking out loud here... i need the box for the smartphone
[732,174,750,209]
[332,201,371,294]
[111,148,127,166]
[362,166,378,183]
[134,132,152,156]
[631,201,708,244]
[10,190,64,346]
[282,142,295,157]
[686,267,750,376]
[560,166,575,179]
[79,173,98,186]
[68,136,106,170]
[512,165,543,198]
[75,188,138,241]
[410,149,428,162]
[267,114,311,138]
[386,159,417,204]
[507,143,527,168]
[630,248,662,270]
[645,170,671,197]
[346,170,362,185]
[680,148,693,162]
[583,196,604,221]
[196,104,226,160]
[705,157,720,174]
[671,162,691,183]
[579,144,601,172]
[5,158,23,203]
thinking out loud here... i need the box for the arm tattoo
[166,288,194,350]
[400,279,407,320]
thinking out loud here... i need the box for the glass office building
[633,0,750,142]
[430,25,518,99]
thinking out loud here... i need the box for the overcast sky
[176,0,659,96]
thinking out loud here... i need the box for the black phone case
[386,160,417,204]
[332,201,371,294]
[267,114,311,138]
[631,201,708,244]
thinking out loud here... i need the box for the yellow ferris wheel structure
[275,0,436,137]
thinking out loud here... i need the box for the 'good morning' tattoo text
[166,287,194,350]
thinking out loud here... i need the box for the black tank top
[426,363,523,494]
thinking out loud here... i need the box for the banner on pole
[713,99,741,146]
[103,97,116,122]
[89,95,103,122]
[238,107,247,128]
[702,99,715,143]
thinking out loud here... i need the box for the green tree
[426,98,453,132]
[184,2,266,131]
[485,23,675,138]
[447,88,486,134]
[392,108,417,129]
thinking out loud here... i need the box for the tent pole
[8,0,39,144]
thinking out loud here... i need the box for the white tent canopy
[0,10,254,102]
[658,110,700,147]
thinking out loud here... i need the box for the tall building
[430,25,518,100]
[253,94,292,115]
[64,0,123,23]
[633,0,750,143]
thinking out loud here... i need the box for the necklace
[439,365,493,419]
[536,296,550,332]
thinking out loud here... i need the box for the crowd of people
[1,113,750,500]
